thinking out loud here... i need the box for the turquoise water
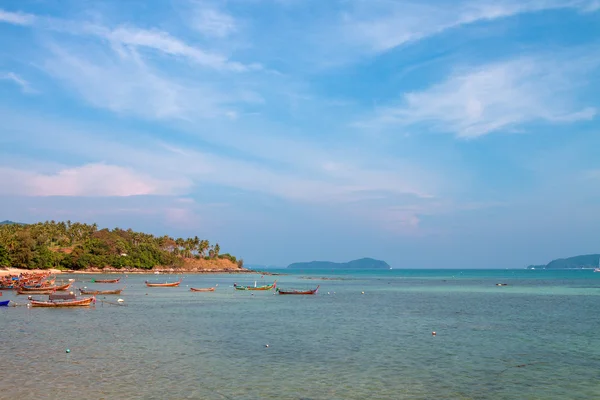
[1,269,600,399]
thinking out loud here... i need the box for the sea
[1,268,599,399]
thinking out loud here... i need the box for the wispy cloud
[0,9,35,25]
[190,2,238,38]
[359,55,598,138]
[0,72,36,93]
[342,0,600,53]
[0,8,257,72]
[41,43,258,120]
[0,163,191,197]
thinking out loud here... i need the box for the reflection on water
[1,270,599,399]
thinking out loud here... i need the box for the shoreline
[1,267,282,277]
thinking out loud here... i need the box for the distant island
[528,254,600,269]
[287,257,391,269]
[0,220,245,273]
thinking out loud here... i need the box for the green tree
[0,243,10,267]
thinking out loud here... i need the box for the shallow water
[1,269,599,399]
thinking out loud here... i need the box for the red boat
[145,278,182,287]
[30,296,95,308]
[277,285,320,295]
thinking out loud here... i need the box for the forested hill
[288,257,390,269]
[528,254,600,269]
[0,220,241,270]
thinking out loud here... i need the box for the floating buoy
[432,331,436,336]
[66,349,71,353]
[117,299,124,303]
[361,291,365,294]
[265,344,269,348]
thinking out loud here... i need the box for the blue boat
[0,300,10,307]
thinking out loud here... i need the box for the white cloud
[360,56,597,138]
[0,163,191,197]
[0,8,257,72]
[42,44,247,120]
[0,72,35,93]
[343,0,600,53]
[102,26,255,72]
[191,4,237,38]
[0,9,35,25]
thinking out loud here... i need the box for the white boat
[594,257,600,272]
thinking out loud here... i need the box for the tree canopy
[0,220,237,270]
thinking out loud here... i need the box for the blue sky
[1,0,599,268]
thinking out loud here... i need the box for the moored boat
[17,288,56,295]
[145,278,182,287]
[30,296,95,308]
[277,285,320,295]
[190,287,215,292]
[0,300,10,307]
[234,280,277,291]
[92,277,121,283]
[79,287,124,295]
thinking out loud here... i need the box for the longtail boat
[190,287,215,292]
[79,287,124,295]
[0,300,9,307]
[92,277,121,283]
[19,283,70,292]
[30,296,95,308]
[277,285,320,295]
[145,278,182,287]
[0,285,15,290]
[234,280,277,291]
[17,288,56,295]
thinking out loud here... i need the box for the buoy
[265,344,269,348]
[432,331,436,336]
[117,299,124,303]
[66,349,71,353]
[361,291,365,294]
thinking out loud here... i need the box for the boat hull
[234,281,277,291]
[190,287,215,292]
[0,300,9,307]
[93,278,121,283]
[145,279,182,287]
[30,297,95,307]
[277,285,319,295]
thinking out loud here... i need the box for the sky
[0,0,599,269]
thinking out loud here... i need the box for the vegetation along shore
[0,220,249,274]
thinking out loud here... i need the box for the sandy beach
[0,267,65,277]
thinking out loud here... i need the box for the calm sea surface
[1,269,600,399]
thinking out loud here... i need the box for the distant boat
[277,285,319,295]
[0,300,10,307]
[79,287,124,295]
[92,277,121,283]
[234,281,277,291]
[145,278,182,287]
[190,287,215,292]
[594,258,600,272]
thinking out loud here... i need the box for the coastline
[1,267,279,277]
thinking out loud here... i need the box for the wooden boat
[234,280,277,291]
[0,300,9,307]
[19,284,69,292]
[79,287,124,295]
[92,277,121,283]
[17,288,56,295]
[30,296,95,308]
[0,285,15,290]
[190,287,215,292]
[145,278,182,287]
[277,285,320,295]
